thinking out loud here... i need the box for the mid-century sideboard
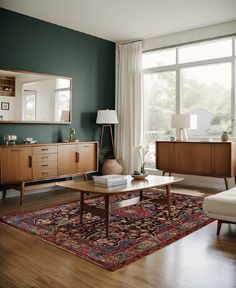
[156,141,236,190]
[0,141,98,204]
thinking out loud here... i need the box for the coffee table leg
[104,195,111,238]
[166,184,171,216]
[140,190,143,201]
[80,191,84,223]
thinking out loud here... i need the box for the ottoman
[203,188,236,235]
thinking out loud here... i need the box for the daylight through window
[143,36,236,165]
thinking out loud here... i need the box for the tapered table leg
[80,191,84,223]
[104,195,111,238]
[166,184,171,216]
[20,182,25,206]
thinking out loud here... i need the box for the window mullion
[176,48,180,114]
[232,39,236,136]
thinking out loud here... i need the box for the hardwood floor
[0,187,236,288]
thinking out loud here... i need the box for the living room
[0,1,236,287]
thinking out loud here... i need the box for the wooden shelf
[0,76,15,96]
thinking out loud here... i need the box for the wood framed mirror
[0,69,72,124]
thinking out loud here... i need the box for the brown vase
[102,158,123,175]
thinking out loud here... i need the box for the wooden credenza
[156,141,236,190]
[0,142,98,204]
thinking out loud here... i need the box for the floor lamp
[96,109,119,154]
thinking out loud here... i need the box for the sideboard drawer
[32,160,57,170]
[32,153,58,162]
[32,146,57,155]
[32,167,58,180]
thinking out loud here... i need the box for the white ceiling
[1,0,236,42]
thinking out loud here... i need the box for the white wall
[23,79,55,121]
[143,20,236,51]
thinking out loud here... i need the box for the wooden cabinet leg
[104,195,111,238]
[217,220,222,236]
[20,183,25,206]
[162,171,165,176]
[234,176,236,186]
[224,178,229,190]
[2,188,7,200]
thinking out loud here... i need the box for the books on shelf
[92,174,127,187]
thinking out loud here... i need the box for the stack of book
[93,175,127,187]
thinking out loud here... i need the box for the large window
[143,36,236,165]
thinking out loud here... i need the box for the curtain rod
[143,32,236,53]
[118,39,142,46]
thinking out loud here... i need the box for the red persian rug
[1,191,213,271]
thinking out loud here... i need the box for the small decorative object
[102,158,123,175]
[170,136,175,141]
[221,131,229,142]
[137,133,159,175]
[220,122,233,142]
[4,135,17,145]
[1,102,10,110]
[69,128,79,142]
[23,138,37,144]
[131,171,148,180]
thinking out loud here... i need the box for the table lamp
[171,114,197,141]
[96,109,118,152]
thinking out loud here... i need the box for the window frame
[143,35,236,139]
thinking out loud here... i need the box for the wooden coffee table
[57,175,183,238]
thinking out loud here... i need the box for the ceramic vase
[221,131,229,142]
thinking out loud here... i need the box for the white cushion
[203,187,236,221]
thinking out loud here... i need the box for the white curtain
[115,41,143,174]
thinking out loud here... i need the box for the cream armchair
[203,188,236,235]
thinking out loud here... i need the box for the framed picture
[1,102,10,110]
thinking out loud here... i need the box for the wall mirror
[0,69,72,124]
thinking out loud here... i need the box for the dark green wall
[0,9,115,144]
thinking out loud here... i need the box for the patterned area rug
[1,191,213,271]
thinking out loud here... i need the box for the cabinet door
[1,147,32,184]
[191,143,211,175]
[77,143,98,173]
[156,142,174,171]
[174,143,211,175]
[58,144,78,175]
[211,143,231,177]
[173,143,192,173]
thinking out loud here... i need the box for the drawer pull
[83,145,90,148]
[41,164,48,167]
[75,152,79,163]
[42,172,48,175]
[41,156,48,159]
[29,156,32,168]
[11,149,21,152]
[41,148,49,151]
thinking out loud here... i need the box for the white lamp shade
[96,109,118,124]
[60,110,70,122]
[171,114,197,129]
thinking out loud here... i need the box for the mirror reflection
[0,69,72,123]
